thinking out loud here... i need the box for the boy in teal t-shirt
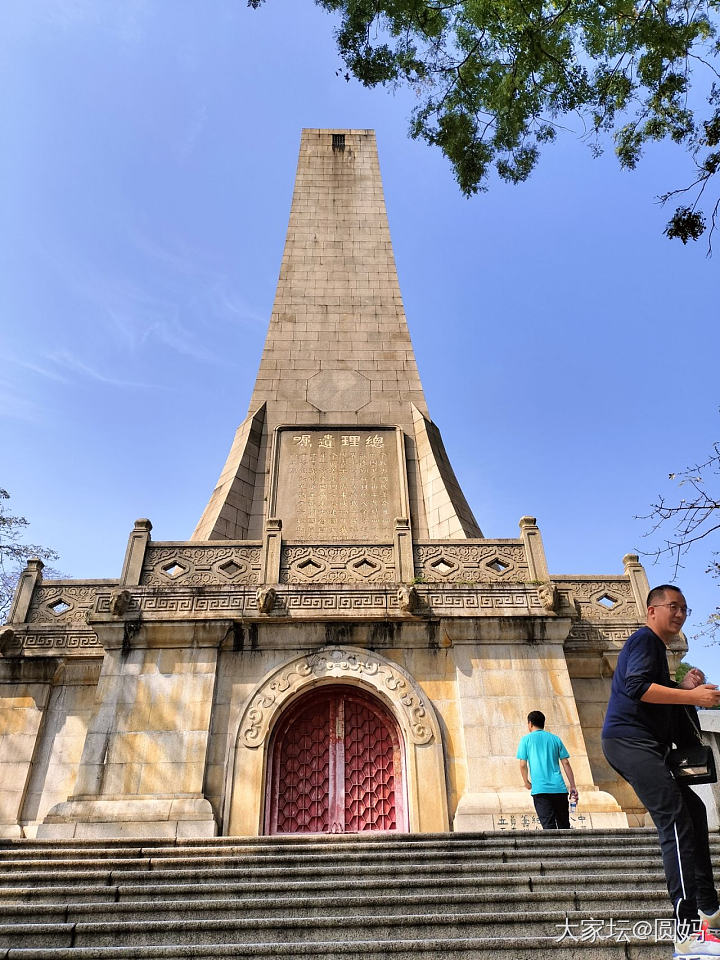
[516,710,577,829]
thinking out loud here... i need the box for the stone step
[0,837,683,873]
[0,832,675,856]
[0,831,693,960]
[0,869,669,905]
[0,886,672,923]
[0,935,677,959]
[0,828,671,848]
[0,835,674,861]
[0,859,674,892]
[0,906,676,950]
[0,842,668,868]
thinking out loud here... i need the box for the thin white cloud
[7,358,72,385]
[47,350,164,390]
[143,315,233,366]
[32,226,263,373]
[206,281,267,327]
[0,381,42,423]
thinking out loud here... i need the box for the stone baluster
[7,558,45,624]
[120,519,152,586]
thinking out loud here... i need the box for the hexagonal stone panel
[307,369,370,412]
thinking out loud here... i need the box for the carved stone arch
[223,646,449,836]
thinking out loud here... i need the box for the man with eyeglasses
[602,584,720,957]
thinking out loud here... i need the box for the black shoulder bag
[667,705,717,785]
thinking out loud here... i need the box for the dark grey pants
[532,792,570,829]
[603,736,718,923]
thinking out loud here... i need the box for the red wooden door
[266,687,406,835]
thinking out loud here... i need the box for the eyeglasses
[652,602,691,617]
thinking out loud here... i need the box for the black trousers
[533,792,570,829]
[603,736,718,923]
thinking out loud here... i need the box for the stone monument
[1,130,675,839]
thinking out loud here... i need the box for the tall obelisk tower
[193,129,480,544]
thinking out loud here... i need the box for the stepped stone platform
[1,830,715,959]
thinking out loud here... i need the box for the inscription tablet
[273,428,404,540]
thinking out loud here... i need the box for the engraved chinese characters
[273,428,403,541]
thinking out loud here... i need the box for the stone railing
[555,576,640,622]
[140,542,263,587]
[413,540,529,583]
[26,581,118,626]
[280,544,396,583]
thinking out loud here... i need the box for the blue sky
[2,1,719,677]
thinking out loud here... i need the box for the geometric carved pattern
[281,545,395,583]
[344,695,398,832]
[240,646,434,749]
[423,589,532,610]
[140,545,262,586]
[558,578,638,620]
[89,585,542,620]
[271,697,331,834]
[567,623,644,644]
[413,542,528,583]
[267,688,401,835]
[28,586,102,625]
[21,631,102,652]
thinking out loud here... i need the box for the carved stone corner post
[261,518,282,584]
[7,558,44,624]
[519,516,550,582]
[120,519,152,587]
[393,517,414,583]
[623,553,650,617]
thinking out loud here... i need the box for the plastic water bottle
[569,792,578,816]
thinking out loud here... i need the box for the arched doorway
[264,686,407,835]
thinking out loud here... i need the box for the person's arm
[640,683,720,707]
[519,759,531,790]
[560,757,577,795]
[623,635,720,707]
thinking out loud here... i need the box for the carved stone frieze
[27,586,102,625]
[102,592,248,616]
[413,542,528,583]
[141,545,262,587]
[285,592,388,612]
[21,632,102,652]
[560,579,638,620]
[239,646,434,748]
[83,583,544,620]
[567,622,640,645]
[420,589,533,611]
[280,545,395,583]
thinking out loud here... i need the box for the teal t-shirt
[516,730,569,795]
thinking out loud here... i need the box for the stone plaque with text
[272,428,405,541]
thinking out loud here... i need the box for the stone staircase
[0,829,715,959]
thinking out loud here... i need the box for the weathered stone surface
[0,832,698,956]
[0,129,663,843]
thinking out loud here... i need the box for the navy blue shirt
[601,625,677,745]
